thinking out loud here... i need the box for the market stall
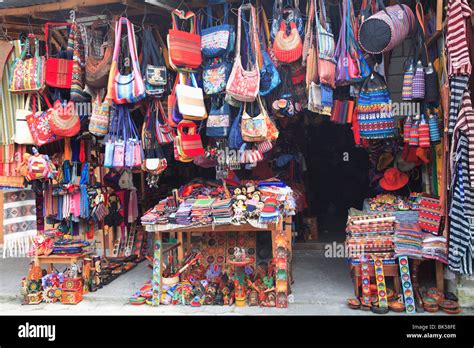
[0,0,471,312]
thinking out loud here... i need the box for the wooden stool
[350,263,401,297]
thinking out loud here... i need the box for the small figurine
[248,289,259,306]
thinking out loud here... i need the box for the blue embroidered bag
[201,0,234,57]
[206,97,231,138]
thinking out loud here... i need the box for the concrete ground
[1,250,472,315]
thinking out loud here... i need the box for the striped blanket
[2,189,37,258]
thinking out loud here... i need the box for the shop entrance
[302,117,369,244]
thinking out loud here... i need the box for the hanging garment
[446,0,472,76]
[448,75,470,135]
[0,41,22,145]
[449,134,474,274]
[452,90,474,186]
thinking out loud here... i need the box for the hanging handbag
[418,194,442,235]
[412,59,425,99]
[358,0,415,54]
[168,10,202,70]
[176,73,207,121]
[140,28,168,97]
[154,100,175,144]
[123,106,142,168]
[86,19,114,89]
[14,94,36,145]
[44,22,73,89]
[10,34,45,93]
[89,90,111,137]
[203,56,230,95]
[401,57,415,100]
[304,0,318,85]
[201,0,233,57]
[49,99,81,137]
[403,116,412,143]
[176,120,205,158]
[112,106,125,168]
[428,112,441,143]
[315,0,336,88]
[418,114,430,148]
[206,97,231,138]
[273,21,303,64]
[357,72,395,139]
[229,104,244,149]
[26,94,63,146]
[69,22,90,102]
[107,17,146,104]
[142,103,167,174]
[257,6,280,96]
[226,4,260,103]
[168,76,182,127]
[104,106,117,168]
[241,97,268,143]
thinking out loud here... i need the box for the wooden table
[147,216,293,306]
[34,252,92,273]
[351,263,401,297]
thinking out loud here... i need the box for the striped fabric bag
[418,115,430,148]
[358,2,415,54]
[357,72,395,139]
[408,119,419,146]
[418,194,442,235]
[69,22,89,102]
[315,0,336,88]
[403,116,412,143]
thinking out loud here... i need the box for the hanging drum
[358,3,415,55]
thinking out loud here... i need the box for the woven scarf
[2,189,37,258]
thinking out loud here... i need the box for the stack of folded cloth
[211,198,233,224]
[191,198,214,225]
[422,235,448,264]
[345,213,396,261]
[259,197,279,223]
[141,200,169,225]
[394,222,425,259]
[175,200,194,226]
[52,239,91,255]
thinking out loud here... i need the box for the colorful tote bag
[203,57,229,95]
[206,97,230,138]
[26,94,63,146]
[168,10,202,70]
[69,22,90,102]
[357,72,395,139]
[140,28,167,97]
[176,120,205,158]
[241,97,268,142]
[107,17,146,104]
[154,100,175,144]
[89,90,111,137]
[201,0,233,57]
[176,73,207,121]
[226,4,260,102]
[10,34,45,93]
[418,194,442,235]
[14,94,36,145]
[44,22,73,89]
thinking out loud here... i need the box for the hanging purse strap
[206,0,228,28]
[171,10,197,34]
[44,22,72,59]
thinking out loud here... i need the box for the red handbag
[167,10,202,70]
[26,94,63,146]
[273,21,303,64]
[44,22,73,89]
[177,120,204,157]
[49,100,81,137]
